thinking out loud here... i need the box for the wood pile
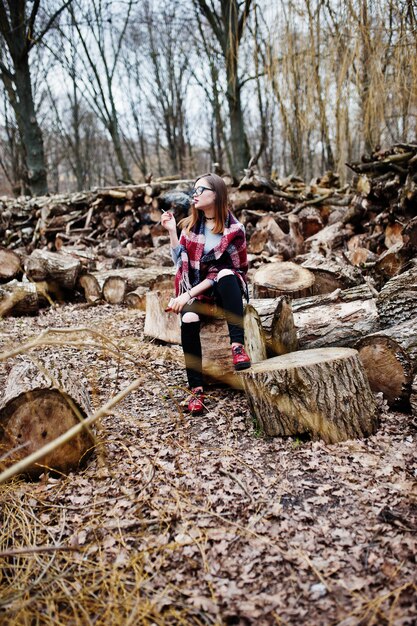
[0,145,416,419]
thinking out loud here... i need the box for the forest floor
[0,303,416,626]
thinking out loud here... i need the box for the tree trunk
[292,284,379,349]
[356,318,417,408]
[253,262,315,299]
[241,347,378,443]
[0,358,94,477]
[12,58,48,196]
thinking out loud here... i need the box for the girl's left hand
[170,292,191,313]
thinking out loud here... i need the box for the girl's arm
[169,279,213,313]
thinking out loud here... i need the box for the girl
[161,172,251,415]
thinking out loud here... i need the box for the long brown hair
[179,173,229,234]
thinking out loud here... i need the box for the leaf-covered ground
[0,304,416,625]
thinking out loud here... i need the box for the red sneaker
[187,388,205,415]
[232,344,251,371]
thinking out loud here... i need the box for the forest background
[0,0,416,198]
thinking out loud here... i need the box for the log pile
[0,145,416,419]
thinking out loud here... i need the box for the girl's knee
[217,269,234,281]
[182,312,200,323]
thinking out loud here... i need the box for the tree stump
[0,359,94,476]
[241,348,378,443]
[252,262,315,299]
[356,319,417,408]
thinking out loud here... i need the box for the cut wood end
[245,347,358,373]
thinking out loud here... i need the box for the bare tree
[65,0,135,183]
[193,0,253,177]
[0,0,72,195]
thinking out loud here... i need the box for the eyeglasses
[190,186,213,196]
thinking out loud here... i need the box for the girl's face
[193,177,216,213]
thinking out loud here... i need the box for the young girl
[161,172,251,415]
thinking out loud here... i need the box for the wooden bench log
[241,347,378,443]
[356,318,417,408]
[252,262,315,299]
[0,359,94,476]
[292,284,379,349]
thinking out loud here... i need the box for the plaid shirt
[174,211,249,301]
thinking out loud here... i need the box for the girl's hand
[170,292,191,313]
[161,211,177,233]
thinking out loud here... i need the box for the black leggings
[181,274,245,389]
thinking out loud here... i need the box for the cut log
[229,189,288,213]
[356,318,417,407]
[0,280,39,316]
[0,358,94,476]
[292,284,379,349]
[244,297,298,358]
[25,250,81,290]
[77,274,101,303]
[301,255,363,294]
[376,265,417,327]
[125,287,149,310]
[0,248,22,282]
[241,347,378,443]
[144,290,181,344]
[252,262,315,299]
[373,242,407,282]
[78,267,175,304]
[102,276,127,304]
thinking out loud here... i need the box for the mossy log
[0,359,94,477]
[241,347,378,443]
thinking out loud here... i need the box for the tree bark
[241,347,378,443]
[0,279,38,316]
[376,265,417,328]
[244,297,298,357]
[24,250,81,290]
[0,358,94,477]
[292,284,379,349]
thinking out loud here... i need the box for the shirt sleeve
[171,244,182,264]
